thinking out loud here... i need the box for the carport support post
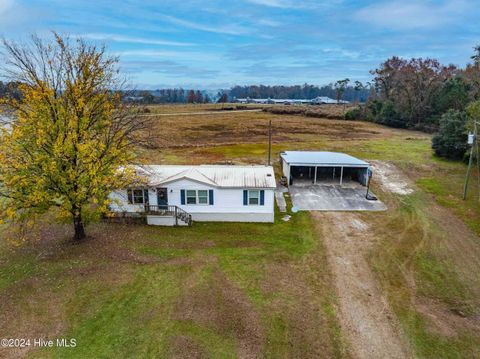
[314,166,317,184]
[340,166,344,185]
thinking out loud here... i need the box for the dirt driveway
[310,161,415,359]
[313,212,412,359]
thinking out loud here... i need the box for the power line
[267,120,272,166]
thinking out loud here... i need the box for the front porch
[144,205,193,226]
[106,205,193,226]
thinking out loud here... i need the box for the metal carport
[280,151,370,186]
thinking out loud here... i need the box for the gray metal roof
[280,151,369,167]
[135,165,276,188]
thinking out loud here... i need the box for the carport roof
[280,151,369,167]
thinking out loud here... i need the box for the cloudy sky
[1,0,479,89]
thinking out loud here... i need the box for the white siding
[167,179,274,218]
[109,178,275,223]
[109,189,155,212]
[192,212,274,222]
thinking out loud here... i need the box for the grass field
[1,104,479,358]
[0,211,348,358]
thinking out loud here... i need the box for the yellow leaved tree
[0,33,147,241]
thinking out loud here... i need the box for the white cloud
[80,33,195,47]
[322,48,361,59]
[257,18,281,27]
[245,0,292,7]
[0,0,14,15]
[354,0,470,30]
[161,15,249,35]
[244,0,326,9]
[115,49,217,61]
[0,0,37,31]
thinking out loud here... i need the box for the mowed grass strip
[0,209,348,358]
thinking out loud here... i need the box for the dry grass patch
[168,335,209,359]
[175,267,264,359]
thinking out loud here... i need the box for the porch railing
[143,205,193,226]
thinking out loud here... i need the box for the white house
[109,165,276,226]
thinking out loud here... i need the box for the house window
[127,189,147,204]
[198,190,208,204]
[186,190,197,204]
[248,190,260,205]
[183,189,210,205]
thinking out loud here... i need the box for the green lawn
[0,210,348,358]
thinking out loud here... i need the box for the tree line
[1,81,372,104]
[0,81,22,101]
[347,47,480,160]
[359,50,480,131]
[225,83,370,102]
[110,83,373,104]
[0,84,216,104]
[129,89,213,104]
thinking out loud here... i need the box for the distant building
[124,96,145,102]
[233,96,348,105]
[311,96,349,104]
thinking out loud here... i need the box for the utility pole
[267,120,272,166]
[463,121,479,200]
[476,126,480,201]
[268,120,272,166]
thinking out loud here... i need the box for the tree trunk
[73,209,86,242]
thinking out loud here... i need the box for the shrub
[364,100,405,127]
[344,107,362,120]
[377,101,406,128]
[432,109,468,160]
[263,105,348,120]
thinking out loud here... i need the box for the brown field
[140,104,426,165]
[263,103,357,119]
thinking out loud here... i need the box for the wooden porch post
[314,166,317,184]
[340,166,344,185]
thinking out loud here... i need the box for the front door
[157,188,168,207]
